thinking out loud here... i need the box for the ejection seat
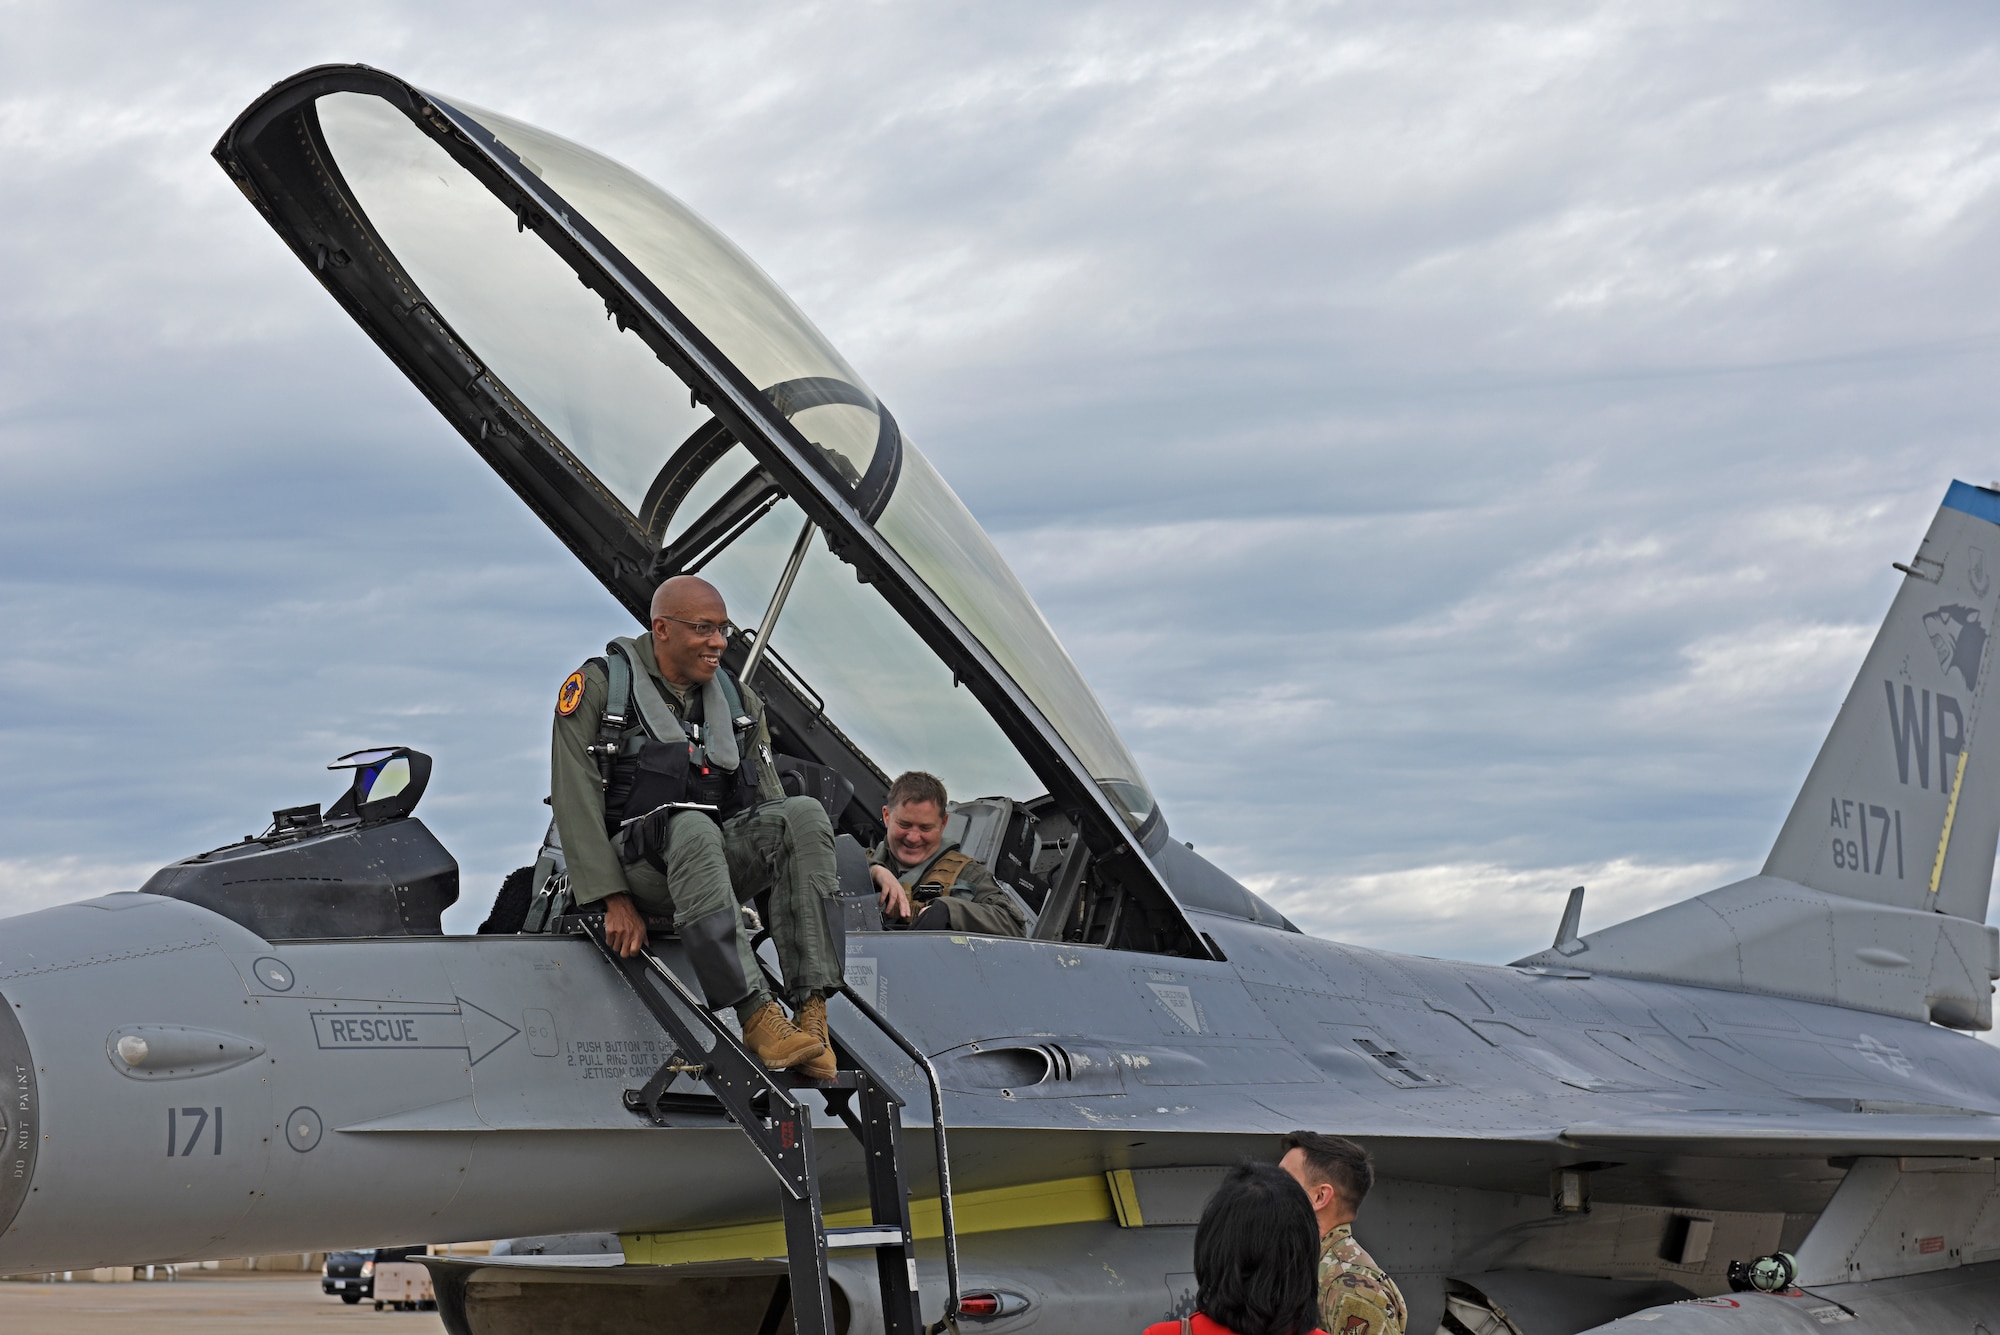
[940,799,1040,927]
[141,747,460,940]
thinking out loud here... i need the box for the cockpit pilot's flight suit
[869,840,1028,937]
[550,639,843,1024]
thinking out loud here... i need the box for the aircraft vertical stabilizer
[1765,482,2000,923]
[1516,483,2000,1028]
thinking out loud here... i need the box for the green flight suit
[870,840,1029,937]
[549,649,843,1020]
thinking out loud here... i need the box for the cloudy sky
[4,2,1999,967]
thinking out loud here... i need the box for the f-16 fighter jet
[5,64,2000,1335]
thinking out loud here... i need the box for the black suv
[321,1246,426,1304]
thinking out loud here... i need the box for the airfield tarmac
[0,1272,443,1333]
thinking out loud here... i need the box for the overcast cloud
[4,2,2000,969]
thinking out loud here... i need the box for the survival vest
[593,636,761,832]
[907,849,975,898]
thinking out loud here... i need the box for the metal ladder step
[825,1225,909,1250]
[577,915,961,1335]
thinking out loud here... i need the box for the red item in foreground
[1143,1316,1328,1335]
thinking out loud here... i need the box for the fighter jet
[4,63,2000,1335]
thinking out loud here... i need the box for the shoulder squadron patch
[556,671,587,717]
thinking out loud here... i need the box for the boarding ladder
[570,914,962,1335]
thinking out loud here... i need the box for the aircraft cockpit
[189,68,1296,958]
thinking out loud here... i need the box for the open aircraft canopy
[215,65,1216,956]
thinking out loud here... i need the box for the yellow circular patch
[556,671,586,717]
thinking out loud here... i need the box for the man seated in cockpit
[871,771,1029,937]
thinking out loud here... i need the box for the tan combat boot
[740,1001,825,1071]
[795,995,838,1082]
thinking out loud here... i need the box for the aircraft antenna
[1553,886,1586,956]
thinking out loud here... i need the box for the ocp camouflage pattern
[1316,1224,1407,1335]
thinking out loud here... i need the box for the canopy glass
[315,90,1154,826]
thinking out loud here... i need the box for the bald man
[549,576,844,1079]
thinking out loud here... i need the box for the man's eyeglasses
[659,615,737,639]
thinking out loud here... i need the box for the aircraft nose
[0,990,39,1245]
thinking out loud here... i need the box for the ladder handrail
[833,980,961,1329]
[586,913,947,1335]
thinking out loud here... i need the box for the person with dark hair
[869,770,1028,936]
[1279,1132,1407,1335]
[1143,1162,1327,1335]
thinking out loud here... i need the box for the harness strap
[707,665,753,769]
[611,637,693,751]
[715,670,748,728]
[592,652,627,792]
[609,636,754,769]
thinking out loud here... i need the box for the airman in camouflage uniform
[1280,1131,1407,1335]
[1315,1222,1407,1335]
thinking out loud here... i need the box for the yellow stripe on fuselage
[1106,1168,1144,1227]
[621,1173,1117,1266]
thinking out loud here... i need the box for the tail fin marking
[1515,483,2000,1028]
[1764,482,2000,924]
